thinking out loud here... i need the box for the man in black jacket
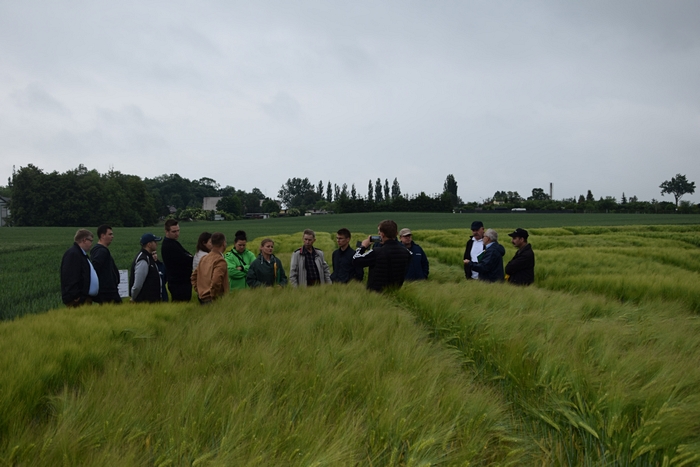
[353,220,411,292]
[91,224,122,304]
[331,228,364,283]
[161,219,193,302]
[60,229,99,307]
[505,228,535,285]
[130,233,163,302]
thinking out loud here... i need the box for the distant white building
[0,195,10,227]
[202,197,223,211]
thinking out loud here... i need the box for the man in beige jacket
[191,232,229,304]
[289,229,331,287]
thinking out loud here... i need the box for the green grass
[0,287,521,465]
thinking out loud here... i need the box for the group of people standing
[59,218,534,308]
[463,220,535,285]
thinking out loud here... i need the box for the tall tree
[443,174,460,206]
[374,178,383,202]
[326,181,332,202]
[586,190,594,202]
[351,183,357,200]
[334,184,340,202]
[443,174,458,196]
[341,183,348,199]
[367,180,373,202]
[391,178,401,199]
[317,180,324,199]
[383,179,390,201]
[660,174,696,207]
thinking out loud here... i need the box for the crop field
[1,214,700,465]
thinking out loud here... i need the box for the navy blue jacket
[331,246,364,283]
[470,241,505,282]
[404,242,429,281]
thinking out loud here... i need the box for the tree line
[5,165,278,227]
[2,165,696,226]
[274,176,455,215]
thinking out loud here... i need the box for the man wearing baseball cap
[129,233,163,302]
[399,228,429,281]
[505,228,535,285]
[463,220,485,280]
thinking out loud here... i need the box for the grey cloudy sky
[1,1,699,204]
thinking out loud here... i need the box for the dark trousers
[168,281,192,302]
[65,297,93,308]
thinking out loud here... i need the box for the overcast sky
[1,1,699,204]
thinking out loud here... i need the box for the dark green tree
[317,180,324,199]
[217,196,243,216]
[529,188,549,201]
[375,178,383,203]
[261,198,280,214]
[278,177,316,208]
[660,174,696,207]
[384,179,390,201]
[367,180,373,202]
[443,174,461,206]
[391,178,401,199]
[351,184,357,200]
[586,190,594,202]
[326,181,332,203]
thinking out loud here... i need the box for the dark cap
[507,228,529,239]
[470,220,484,230]
[140,233,162,245]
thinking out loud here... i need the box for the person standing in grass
[151,251,169,301]
[353,219,411,292]
[91,224,122,304]
[225,230,256,290]
[192,232,212,271]
[463,220,485,280]
[60,229,99,307]
[463,229,505,282]
[247,238,287,288]
[191,232,229,304]
[161,219,194,302]
[330,228,364,283]
[129,233,162,303]
[289,229,331,287]
[399,228,429,281]
[505,228,535,286]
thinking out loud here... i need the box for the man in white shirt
[463,221,485,280]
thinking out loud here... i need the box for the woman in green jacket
[246,238,288,288]
[225,230,257,290]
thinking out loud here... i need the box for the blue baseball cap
[140,233,162,245]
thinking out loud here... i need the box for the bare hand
[361,236,372,248]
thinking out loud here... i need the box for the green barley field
[1,212,700,465]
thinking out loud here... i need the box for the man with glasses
[60,229,99,307]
